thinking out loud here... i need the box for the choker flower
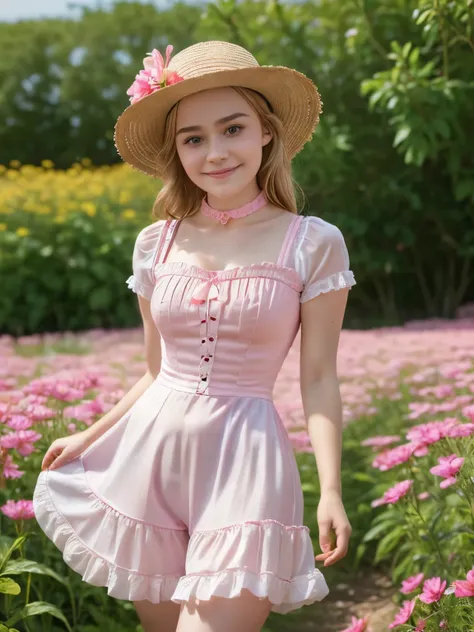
[126,45,184,105]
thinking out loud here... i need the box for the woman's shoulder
[297,214,346,249]
[135,219,168,246]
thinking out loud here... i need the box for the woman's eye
[184,136,201,145]
[227,125,242,135]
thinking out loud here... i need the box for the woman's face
[175,87,272,205]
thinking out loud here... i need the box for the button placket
[196,278,221,395]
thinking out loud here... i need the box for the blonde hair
[152,87,304,219]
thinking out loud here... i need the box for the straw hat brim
[114,65,322,178]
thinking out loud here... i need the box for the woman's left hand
[314,490,352,566]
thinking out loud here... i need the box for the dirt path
[267,571,396,632]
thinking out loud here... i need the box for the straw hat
[114,40,322,178]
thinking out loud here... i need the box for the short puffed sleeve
[294,216,356,303]
[126,220,166,300]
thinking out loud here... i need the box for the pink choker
[201,191,267,225]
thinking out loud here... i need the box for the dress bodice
[127,215,356,398]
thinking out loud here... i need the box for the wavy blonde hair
[152,87,304,219]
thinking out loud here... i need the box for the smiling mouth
[205,165,240,176]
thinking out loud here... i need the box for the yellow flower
[119,191,132,204]
[9,160,21,169]
[0,223,7,231]
[81,158,92,167]
[122,209,137,219]
[81,202,96,216]
[0,165,6,175]
[41,159,55,169]
[16,227,29,237]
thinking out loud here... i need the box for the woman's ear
[262,126,273,147]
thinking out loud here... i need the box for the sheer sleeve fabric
[126,220,166,301]
[294,216,356,303]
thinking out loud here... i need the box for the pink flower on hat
[127,45,184,104]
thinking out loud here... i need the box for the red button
[209,337,215,342]
[210,316,216,321]
[201,319,206,324]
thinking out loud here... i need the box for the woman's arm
[300,287,352,566]
[83,295,162,443]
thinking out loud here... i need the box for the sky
[0,0,176,22]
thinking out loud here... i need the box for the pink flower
[417,491,430,501]
[127,46,184,104]
[341,616,369,632]
[429,454,464,488]
[22,403,56,422]
[463,404,474,422]
[414,620,426,631]
[406,421,452,446]
[0,430,42,456]
[388,600,415,628]
[447,423,474,438]
[454,569,474,598]
[6,414,34,430]
[372,480,413,507]
[126,69,154,103]
[2,454,24,479]
[63,398,106,424]
[372,443,415,471]
[400,573,424,594]
[361,435,400,450]
[1,499,35,520]
[419,577,447,604]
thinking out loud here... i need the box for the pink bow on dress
[191,280,220,305]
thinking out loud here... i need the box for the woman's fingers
[41,446,61,471]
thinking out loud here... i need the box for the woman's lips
[205,165,240,179]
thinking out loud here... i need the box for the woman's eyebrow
[176,112,249,136]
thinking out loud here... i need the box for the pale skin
[41,86,351,631]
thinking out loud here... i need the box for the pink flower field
[1,318,474,631]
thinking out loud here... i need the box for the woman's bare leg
[176,589,273,632]
[134,599,180,632]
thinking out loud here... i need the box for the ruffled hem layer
[33,464,186,602]
[33,461,329,613]
[172,567,329,614]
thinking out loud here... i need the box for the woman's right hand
[41,430,97,472]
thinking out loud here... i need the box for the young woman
[33,41,356,632]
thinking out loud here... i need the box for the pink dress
[33,213,356,614]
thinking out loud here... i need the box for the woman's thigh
[133,599,180,632]
[176,589,272,632]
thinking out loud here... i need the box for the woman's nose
[206,136,228,162]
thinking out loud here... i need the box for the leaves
[1,560,69,586]
[0,577,21,596]
[4,601,73,632]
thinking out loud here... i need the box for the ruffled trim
[154,261,304,293]
[172,567,329,614]
[300,270,356,303]
[33,466,186,603]
[172,519,329,614]
[126,275,152,300]
[33,465,329,613]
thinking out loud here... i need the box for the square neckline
[153,213,304,277]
